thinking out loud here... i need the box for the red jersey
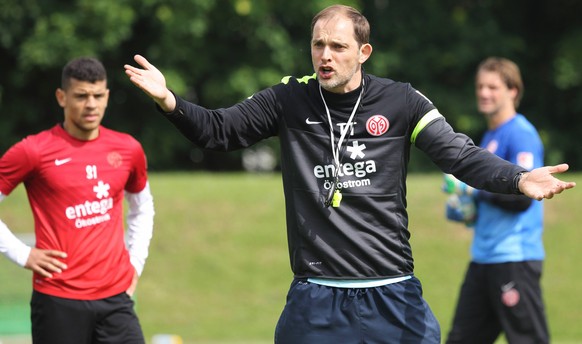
[0,124,148,300]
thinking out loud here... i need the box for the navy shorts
[31,290,145,344]
[275,276,441,344]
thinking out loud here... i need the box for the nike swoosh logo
[306,118,323,125]
[54,158,72,166]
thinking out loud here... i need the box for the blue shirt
[472,114,544,263]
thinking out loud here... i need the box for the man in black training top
[125,4,575,343]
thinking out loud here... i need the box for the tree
[1,0,581,171]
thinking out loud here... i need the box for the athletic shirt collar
[318,71,367,109]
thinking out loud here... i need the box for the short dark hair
[61,57,107,89]
[311,5,370,46]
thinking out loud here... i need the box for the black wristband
[512,172,525,194]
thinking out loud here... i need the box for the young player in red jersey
[0,57,154,343]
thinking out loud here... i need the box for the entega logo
[314,160,377,179]
[65,198,113,228]
[313,129,378,193]
[314,159,377,192]
[64,180,113,229]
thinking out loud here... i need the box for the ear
[509,87,518,101]
[55,88,66,108]
[358,43,373,64]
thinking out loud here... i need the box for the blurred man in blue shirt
[445,57,548,344]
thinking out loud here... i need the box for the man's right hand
[25,248,67,278]
[124,54,177,113]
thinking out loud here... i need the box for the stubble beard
[318,65,360,93]
[319,76,347,92]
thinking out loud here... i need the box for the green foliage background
[2,2,581,341]
[1,0,582,171]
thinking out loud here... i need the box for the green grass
[1,172,581,343]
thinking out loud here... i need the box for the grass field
[0,172,581,343]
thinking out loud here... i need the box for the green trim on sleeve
[281,73,316,85]
[410,109,443,144]
[298,73,316,84]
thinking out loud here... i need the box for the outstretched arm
[518,163,576,200]
[124,54,176,112]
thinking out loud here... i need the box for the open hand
[124,55,176,112]
[519,163,576,200]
